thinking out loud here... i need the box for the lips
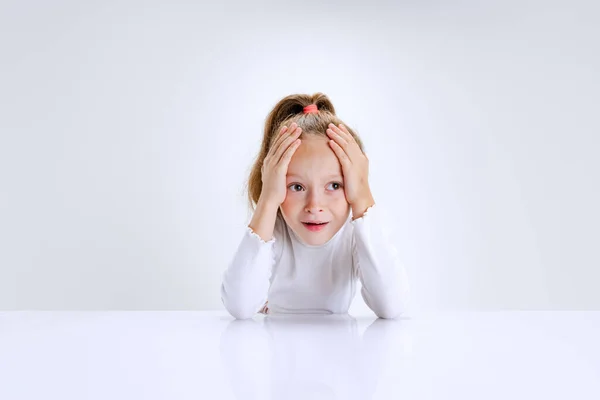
[302,221,329,232]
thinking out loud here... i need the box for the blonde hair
[245,92,365,215]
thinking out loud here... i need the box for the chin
[301,236,332,246]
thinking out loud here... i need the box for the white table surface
[1,311,599,400]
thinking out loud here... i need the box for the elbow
[370,292,410,319]
[379,292,412,319]
[222,295,260,320]
[376,279,411,319]
[363,286,410,319]
[221,284,261,320]
[374,305,405,319]
[222,297,259,320]
[367,297,405,319]
[227,306,257,320]
[377,295,412,319]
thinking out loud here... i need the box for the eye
[288,184,304,192]
[328,182,343,191]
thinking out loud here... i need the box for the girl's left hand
[326,123,374,208]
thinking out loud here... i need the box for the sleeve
[220,217,282,320]
[351,203,411,319]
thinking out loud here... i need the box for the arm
[221,200,280,320]
[351,203,411,319]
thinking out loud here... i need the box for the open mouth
[302,222,329,231]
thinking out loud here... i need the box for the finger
[267,123,294,157]
[278,138,301,167]
[272,127,302,165]
[328,123,354,144]
[264,126,287,167]
[327,124,363,161]
[326,126,352,159]
[266,124,300,164]
[272,124,301,155]
[338,124,366,159]
[329,140,351,167]
[337,124,356,144]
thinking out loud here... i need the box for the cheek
[333,189,348,201]
[280,196,299,213]
[336,196,350,207]
[335,193,350,209]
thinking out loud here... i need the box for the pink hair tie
[303,104,318,114]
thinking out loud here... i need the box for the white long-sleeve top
[220,203,411,319]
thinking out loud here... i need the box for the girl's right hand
[260,122,302,207]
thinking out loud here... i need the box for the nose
[305,190,324,213]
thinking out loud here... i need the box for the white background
[1,0,598,312]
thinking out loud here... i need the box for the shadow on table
[219,314,409,400]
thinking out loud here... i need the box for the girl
[221,93,410,319]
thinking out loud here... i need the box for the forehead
[286,136,342,179]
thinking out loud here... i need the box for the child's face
[280,135,351,246]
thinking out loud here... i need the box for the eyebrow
[287,174,343,180]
